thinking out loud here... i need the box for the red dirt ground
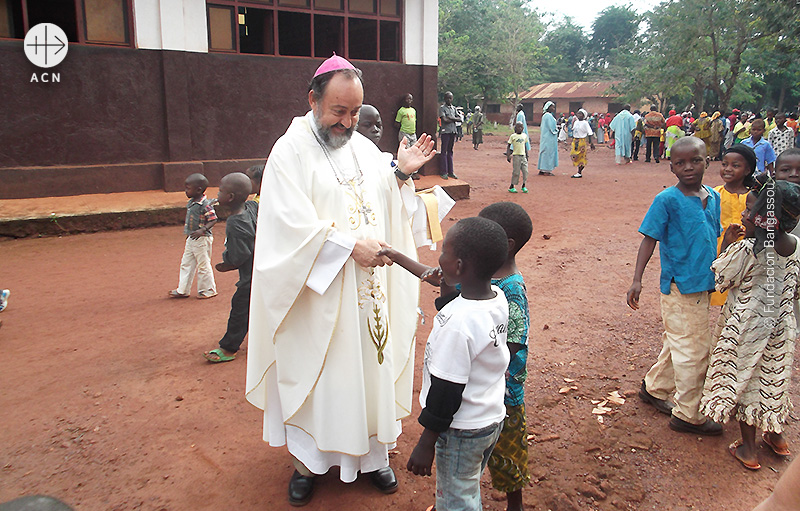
[1,132,797,511]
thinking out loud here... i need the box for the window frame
[0,0,135,48]
[206,0,403,62]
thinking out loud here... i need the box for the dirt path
[1,133,796,511]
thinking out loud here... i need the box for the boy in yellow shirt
[506,122,529,193]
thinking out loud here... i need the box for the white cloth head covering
[578,108,588,118]
[543,101,555,113]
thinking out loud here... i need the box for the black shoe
[655,159,660,163]
[645,159,651,163]
[288,470,315,506]
[368,466,398,494]
[669,416,723,436]
[638,380,674,415]
[448,173,458,180]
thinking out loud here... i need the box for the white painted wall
[404,0,438,66]
[133,0,208,53]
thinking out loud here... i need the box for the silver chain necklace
[309,121,363,184]
[310,121,374,226]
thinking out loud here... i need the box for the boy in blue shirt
[626,137,724,436]
[741,119,777,175]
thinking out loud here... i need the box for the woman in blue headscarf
[537,101,558,176]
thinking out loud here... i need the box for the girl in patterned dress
[701,176,800,471]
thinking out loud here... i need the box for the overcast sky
[528,0,662,32]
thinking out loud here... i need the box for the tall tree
[745,33,800,112]
[643,0,799,112]
[541,17,589,82]
[614,0,800,113]
[491,0,547,104]
[588,5,639,73]
[438,0,546,105]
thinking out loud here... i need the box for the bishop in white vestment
[245,56,437,505]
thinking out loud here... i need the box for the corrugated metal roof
[518,81,621,100]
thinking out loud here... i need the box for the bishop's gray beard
[312,110,355,149]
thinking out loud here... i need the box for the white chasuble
[246,112,420,481]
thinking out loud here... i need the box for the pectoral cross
[348,179,375,226]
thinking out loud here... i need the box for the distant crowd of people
[549,105,799,170]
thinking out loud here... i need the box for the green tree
[588,5,640,73]
[491,0,547,104]
[541,17,589,82]
[438,0,546,106]
[745,34,800,112]
[614,0,800,113]
[643,0,798,112]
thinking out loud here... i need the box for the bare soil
[1,133,797,511]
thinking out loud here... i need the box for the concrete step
[0,178,468,239]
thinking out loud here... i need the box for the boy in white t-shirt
[406,217,511,511]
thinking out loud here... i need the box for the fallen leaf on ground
[607,395,625,405]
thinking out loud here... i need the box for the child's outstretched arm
[378,247,441,286]
[407,376,465,476]
[626,235,657,310]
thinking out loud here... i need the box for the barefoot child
[701,175,800,470]
[203,173,258,363]
[169,173,218,299]
[710,145,758,306]
[627,137,723,436]
[506,122,529,193]
[390,217,511,511]
[479,203,533,511]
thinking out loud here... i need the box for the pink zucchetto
[313,52,356,78]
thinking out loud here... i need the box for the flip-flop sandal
[204,348,236,363]
[729,440,761,470]
[762,432,791,456]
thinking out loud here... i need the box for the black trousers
[632,137,641,160]
[439,133,456,175]
[645,137,660,161]
[219,284,251,353]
